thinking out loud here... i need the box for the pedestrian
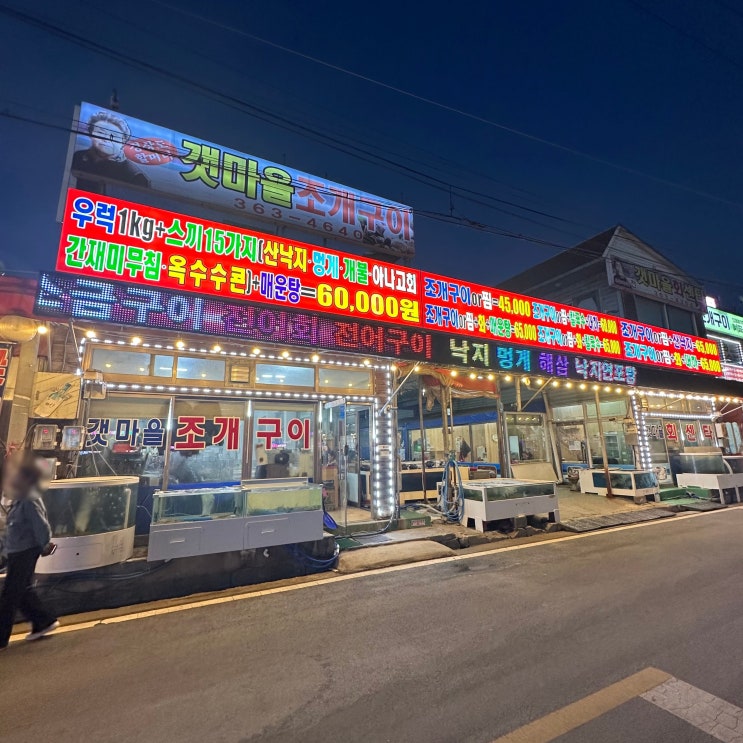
[0,458,59,651]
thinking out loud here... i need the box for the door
[321,399,347,528]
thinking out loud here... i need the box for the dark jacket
[5,494,52,554]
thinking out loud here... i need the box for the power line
[1,8,742,294]
[140,0,743,212]
[3,101,742,294]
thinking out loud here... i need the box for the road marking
[9,505,739,642]
[642,677,743,742]
[491,668,671,743]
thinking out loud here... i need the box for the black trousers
[0,547,56,647]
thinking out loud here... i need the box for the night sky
[2,0,743,308]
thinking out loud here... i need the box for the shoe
[25,620,60,642]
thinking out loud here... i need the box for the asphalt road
[4,509,743,743]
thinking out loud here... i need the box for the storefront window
[255,363,314,387]
[251,403,315,480]
[552,404,584,422]
[91,348,153,376]
[319,368,371,391]
[585,420,634,465]
[79,396,169,479]
[175,356,226,382]
[153,355,174,377]
[506,414,548,463]
[168,399,244,485]
[470,421,499,463]
[79,395,170,534]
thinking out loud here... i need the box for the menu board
[55,189,722,377]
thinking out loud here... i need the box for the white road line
[9,505,741,642]
[642,677,743,742]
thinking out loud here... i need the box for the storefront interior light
[311,354,320,363]
[604,386,611,392]
[281,350,290,358]
[503,375,512,382]
[522,377,530,385]
[131,336,142,345]
[469,372,477,379]
[487,374,495,381]
[565,382,573,388]
[36,325,48,335]
[615,387,622,394]
[551,380,560,387]
[592,384,600,391]
[251,347,261,355]
[85,330,96,339]
[450,370,458,377]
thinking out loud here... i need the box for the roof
[497,227,618,294]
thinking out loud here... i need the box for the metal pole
[516,376,523,412]
[495,376,511,479]
[418,374,428,502]
[594,388,613,497]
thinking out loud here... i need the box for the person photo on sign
[72,111,151,193]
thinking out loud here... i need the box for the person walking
[0,459,59,651]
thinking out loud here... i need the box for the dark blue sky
[2,0,743,307]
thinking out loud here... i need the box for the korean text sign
[421,271,721,377]
[69,102,414,257]
[54,189,721,377]
[703,307,743,341]
[36,273,436,363]
[0,343,11,399]
[57,189,421,329]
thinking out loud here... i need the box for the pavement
[3,506,743,742]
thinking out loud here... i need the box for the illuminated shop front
[68,333,396,530]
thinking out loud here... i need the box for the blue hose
[439,455,465,523]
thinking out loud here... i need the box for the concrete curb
[336,541,455,573]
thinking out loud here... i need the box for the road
[3,508,743,743]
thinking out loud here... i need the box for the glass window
[319,368,371,391]
[175,356,225,381]
[551,404,584,422]
[78,396,169,479]
[635,296,666,328]
[586,420,634,465]
[77,395,170,535]
[470,421,499,464]
[585,399,629,417]
[91,348,152,376]
[255,363,314,387]
[252,403,315,481]
[168,399,245,486]
[666,305,695,334]
[153,355,174,377]
[506,413,548,462]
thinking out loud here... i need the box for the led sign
[57,189,420,329]
[421,271,721,376]
[704,306,743,341]
[54,190,721,377]
[36,272,638,385]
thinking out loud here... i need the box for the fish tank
[724,456,743,474]
[148,478,324,560]
[670,453,726,476]
[462,479,555,502]
[151,487,244,524]
[37,476,139,574]
[243,481,322,515]
[43,476,138,537]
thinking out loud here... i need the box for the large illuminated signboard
[704,306,743,341]
[36,273,640,386]
[68,103,414,257]
[55,190,721,377]
[57,189,420,328]
[421,272,721,377]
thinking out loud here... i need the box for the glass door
[321,399,347,529]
